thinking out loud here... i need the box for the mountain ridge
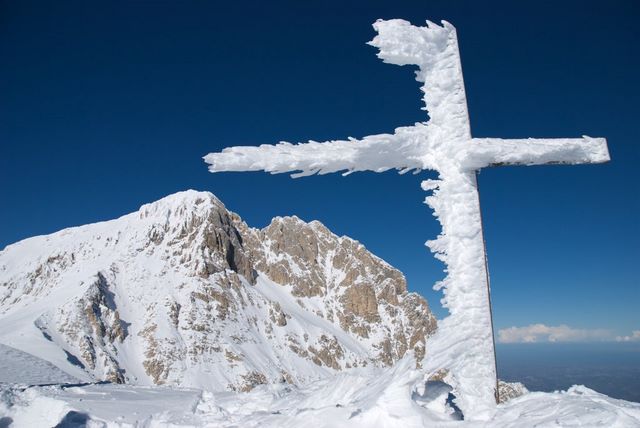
[0,190,436,392]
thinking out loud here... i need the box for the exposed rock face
[246,216,436,366]
[498,381,529,403]
[0,190,436,392]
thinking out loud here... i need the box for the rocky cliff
[0,190,436,391]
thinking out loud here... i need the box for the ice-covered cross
[204,19,609,420]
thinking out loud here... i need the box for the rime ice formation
[0,191,436,392]
[204,19,610,419]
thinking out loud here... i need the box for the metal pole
[474,170,500,404]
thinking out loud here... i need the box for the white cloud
[616,330,640,342]
[497,324,613,343]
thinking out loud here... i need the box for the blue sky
[1,0,638,339]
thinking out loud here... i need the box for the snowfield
[2,354,639,427]
[0,344,79,386]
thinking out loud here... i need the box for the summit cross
[204,19,609,420]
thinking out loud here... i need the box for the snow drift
[2,355,638,427]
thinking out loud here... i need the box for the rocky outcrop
[498,381,529,403]
[245,216,436,366]
[0,190,437,392]
[35,270,127,384]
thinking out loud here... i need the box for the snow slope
[2,355,638,427]
[0,344,78,385]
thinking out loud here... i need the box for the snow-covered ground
[0,344,78,385]
[2,353,639,427]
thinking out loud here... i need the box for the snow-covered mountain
[0,190,436,392]
[2,190,639,427]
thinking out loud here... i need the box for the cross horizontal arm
[204,125,427,178]
[465,136,610,169]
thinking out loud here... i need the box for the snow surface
[204,18,610,420]
[2,355,638,427]
[0,344,79,385]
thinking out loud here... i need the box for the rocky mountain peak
[0,190,436,392]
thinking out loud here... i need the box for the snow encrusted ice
[204,18,609,420]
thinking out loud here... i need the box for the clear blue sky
[1,1,638,336]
